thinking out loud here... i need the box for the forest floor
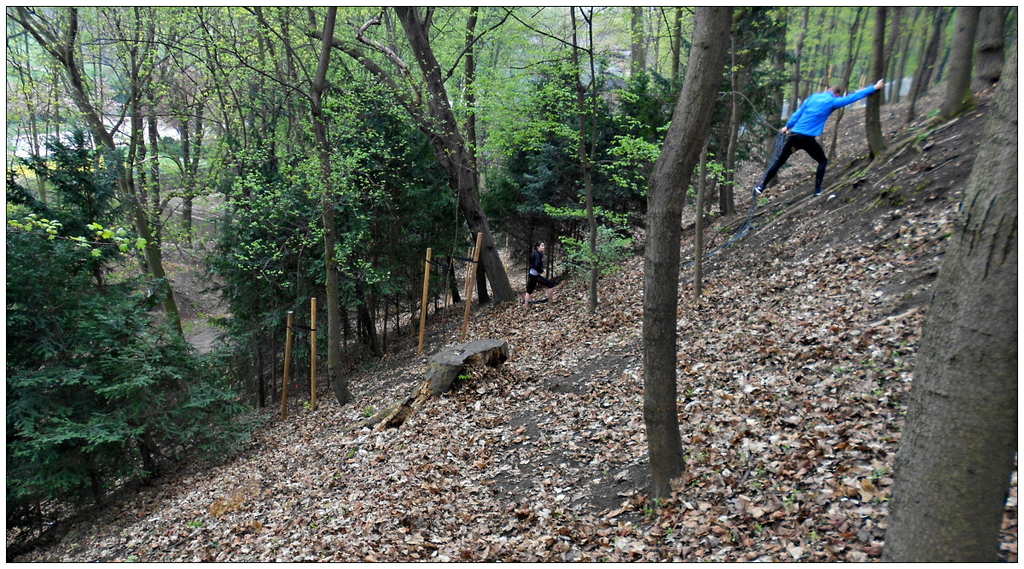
[14,87,1017,562]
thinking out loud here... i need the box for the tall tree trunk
[571,8,598,312]
[907,7,948,123]
[940,7,980,119]
[147,97,161,225]
[828,7,866,160]
[310,7,351,405]
[883,44,1017,562]
[865,8,887,158]
[973,7,1010,89]
[644,6,730,500]
[394,7,515,304]
[933,37,953,86]
[883,7,901,104]
[630,7,646,76]
[694,141,708,300]
[722,30,738,217]
[892,7,922,104]
[671,7,683,85]
[463,7,489,306]
[790,7,809,114]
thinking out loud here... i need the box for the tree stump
[371,339,508,430]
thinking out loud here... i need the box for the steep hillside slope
[16,89,1016,562]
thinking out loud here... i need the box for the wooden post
[309,298,317,410]
[281,311,294,419]
[417,248,432,354]
[461,233,484,339]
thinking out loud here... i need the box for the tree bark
[883,7,901,104]
[974,7,1009,89]
[907,7,948,123]
[694,141,708,300]
[643,6,730,500]
[940,7,980,119]
[393,7,515,304]
[892,7,922,105]
[630,7,646,76]
[883,43,1017,562]
[865,8,887,159]
[722,29,738,217]
[671,7,683,85]
[463,8,490,306]
[790,7,809,114]
[310,7,352,405]
[828,7,866,160]
[571,8,598,312]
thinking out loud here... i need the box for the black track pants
[758,133,828,193]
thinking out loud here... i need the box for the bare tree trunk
[907,7,948,123]
[940,7,980,119]
[893,7,922,104]
[630,7,646,76]
[974,7,1010,89]
[790,7,809,114]
[722,27,738,216]
[883,44,1017,562]
[463,8,489,306]
[694,141,708,300]
[571,8,599,312]
[644,6,730,500]
[865,8,887,158]
[883,7,901,104]
[310,7,352,405]
[393,7,515,304]
[671,7,683,85]
[828,7,866,160]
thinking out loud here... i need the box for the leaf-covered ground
[15,89,1017,562]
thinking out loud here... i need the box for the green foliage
[559,225,634,278]
[6,139,248,531]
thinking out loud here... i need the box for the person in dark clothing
[524,241,558,304]
[754,79,884,197]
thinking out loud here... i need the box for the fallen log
[367,339,509,430]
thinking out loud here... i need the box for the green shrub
[559,225,634,277]
[6,134,250,533]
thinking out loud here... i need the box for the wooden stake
[417,248,432,354]
[461,232,484,339]
[281,311,294,419]
[309,298,317,410]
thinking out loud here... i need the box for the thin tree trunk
[147,97,161,226]
[694,141,708,300]
[865,8,887,158]
[790,7,809,114]
[630,7,646,76]
[883,7,901,104]
[463,8,489,306]
[310,7,351,405]
[893,7,922,104]
[828,7,866,160]
[722,28,738,217]
[974,7,1009,88]
[644,6,730,500]
[883,44,1017,562]
[907,7,948,123]
[571,8,598,312]
[940,7,980,119]
[671,7,683,85]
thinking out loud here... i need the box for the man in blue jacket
[754,79,884,197]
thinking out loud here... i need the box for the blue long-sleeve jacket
[785,85,880,137]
